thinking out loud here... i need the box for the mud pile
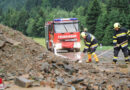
[0,24,48,75]
[0,24,130,90]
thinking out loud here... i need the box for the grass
[33,37,113,51]
[32,37,46,48]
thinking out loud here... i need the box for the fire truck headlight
[74,42,81,48]
[55,43,62,49]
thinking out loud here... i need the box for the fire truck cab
[45,18,81,52]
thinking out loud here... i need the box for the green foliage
[86,0,101,34]
[26,18,35,36]
[95,13,107,44]
[33,37,46,47]
[2,8,19,29]
[17,8,29,34]
[102,22,113,45]
[0,0,129,46]
[0,0,26,11]
[25,0,42,11]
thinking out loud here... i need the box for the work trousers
[113,46,129,61]
[87,47,97,54]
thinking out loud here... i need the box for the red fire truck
[45,18,81,52]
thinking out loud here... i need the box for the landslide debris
[0,24,130,90]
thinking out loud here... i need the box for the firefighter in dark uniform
[81,32,99,63]
[113,22,130,64]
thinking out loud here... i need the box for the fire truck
[45,18,81,52]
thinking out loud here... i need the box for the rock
[15,77,34,88]
[56,77,64,84]
[71,78,84,84]
[63,64,75,74]
[107,85,113,90]
[89,69,99,74]
[40,81,46,87]
[61,86,74,90]
[32,82,40,87]
[41,62,49,71]
[0,40,5,48]
[6,38,21,46]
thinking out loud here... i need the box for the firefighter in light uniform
[113,22,130,64]
[81,32,99,63]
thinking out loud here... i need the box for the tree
[85,0,101,34]
[17,8,29,35]
[25,0,42,11]
[102,22,113,45]
[2,8,19,29]
[107,0,130,14]
[26,18,35,36]
[0,8,2,22]
[95,13,107,44]
[102,9,120,45]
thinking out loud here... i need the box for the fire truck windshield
[54,23,78,33]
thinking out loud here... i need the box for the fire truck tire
[75,49,80,52]
[46,42,51,51]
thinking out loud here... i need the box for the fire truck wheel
[51,48,54,52]
[75,49,80,52]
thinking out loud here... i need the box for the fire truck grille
[60,38,77,42]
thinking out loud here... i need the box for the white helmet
[114,22,121,29]
[84,28,88,31]
[81,32,86,37]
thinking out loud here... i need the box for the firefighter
[113,22,130,64]
[84,28,88,32]
[81,32,99,63]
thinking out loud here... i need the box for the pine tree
[0,8,2,22]
[26,18,35,36]
[95,13,107,44]
[107,0,130,14]
[17,8,29,35]
[2,8,19,29]
[102,22,114,45]
[102,9,120,45]
[85,0,101,34]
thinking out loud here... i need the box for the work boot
[93,53,99,63]
[86,59,92,63]
[86,53,92,63]
[112,60,117,64]
[125,60,130,64]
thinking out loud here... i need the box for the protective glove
[83,48,88,53]
[114,44,119,48]
[116,44,120,47]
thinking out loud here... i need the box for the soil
[0,24,130,90]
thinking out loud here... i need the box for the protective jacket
[113,28,130,48]
[83,33,98,53]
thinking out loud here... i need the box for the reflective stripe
[85,46,89,49]
[92,52,95,55]
[127,30,130,36]
[116,33,126,37]
[91,44,98,48]
[125,57,128,60]
[113,36,117,38]
[121,42,128,48]
[86,42,91,45]
[90,34,95,42]
[91,37,94,42]
[113,56,118,59]
[113,40,117,43]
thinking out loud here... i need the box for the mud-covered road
[58,50,130,73]
[1,24,130,90]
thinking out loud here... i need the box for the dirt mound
[0,24,130,90]
[0,24,48,75]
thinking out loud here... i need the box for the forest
[0,0,130,45]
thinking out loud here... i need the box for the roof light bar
[54,18,77,21]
